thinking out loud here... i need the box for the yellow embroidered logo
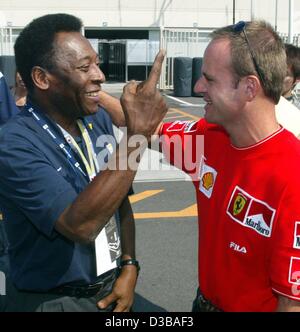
[233,194,247,216]
[202,172,214,191]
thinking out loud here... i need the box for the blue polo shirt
[0,105,121,291]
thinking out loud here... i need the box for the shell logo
[202,172,214,191]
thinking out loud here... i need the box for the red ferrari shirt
[161,119,300,311]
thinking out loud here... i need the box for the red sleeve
[160,119,208,178]
[270,180,300,302]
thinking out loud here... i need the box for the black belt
[48,270,116,298]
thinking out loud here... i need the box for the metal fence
[159,28,212,90]
[0,27,23,56]
[279,33,300,47]
[0,27,13,56]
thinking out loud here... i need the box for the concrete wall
[0,0,299,33]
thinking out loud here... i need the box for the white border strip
[272,288,300,302]
[164,94,205,107]
[288,256,300,284]
[294,222,300,249]
[232,127,284,151]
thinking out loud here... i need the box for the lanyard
[58,119,99,181]
[25,102,99,182]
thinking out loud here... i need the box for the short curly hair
[14,13,82,92]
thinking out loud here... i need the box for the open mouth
[203,95,212,105]
[86,91,100,97]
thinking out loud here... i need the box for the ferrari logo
[233,194,247,216]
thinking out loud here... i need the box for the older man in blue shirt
[0,13,167,312]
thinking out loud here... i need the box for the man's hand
[120,50,168,141]
[97,266,138,312]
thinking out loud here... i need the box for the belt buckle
[82,281,105,297]
[88,281,104,291]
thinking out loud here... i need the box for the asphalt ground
[132,181,198,312]
[102,83,205,312]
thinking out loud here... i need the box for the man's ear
[31,66,50,90]
[282,75,294,96]
[244,75,260,101]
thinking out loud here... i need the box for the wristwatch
[119,259,140,274]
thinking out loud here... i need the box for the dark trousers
[1,269,118,312]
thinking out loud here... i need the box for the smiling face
[194,38,246,126]
[47,31,105,118]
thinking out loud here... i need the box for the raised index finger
[144,49,166,90]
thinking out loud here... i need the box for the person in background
[0,72,19,280]
[282,43,300,109]
[0,71,18,126]
[0,13,167,312]
[274,44,300,138]
[11,71,27,110]
[275,94,300,138]
[0,202,9,280]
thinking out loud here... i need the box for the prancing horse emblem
[233,193,247,216]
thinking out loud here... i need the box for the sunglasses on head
[232,21,265,87]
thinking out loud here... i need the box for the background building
[0,0,299,88]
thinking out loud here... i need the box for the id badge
[95,215,121,276]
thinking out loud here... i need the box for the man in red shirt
[102,20,300,311]
[159,21,300,311]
